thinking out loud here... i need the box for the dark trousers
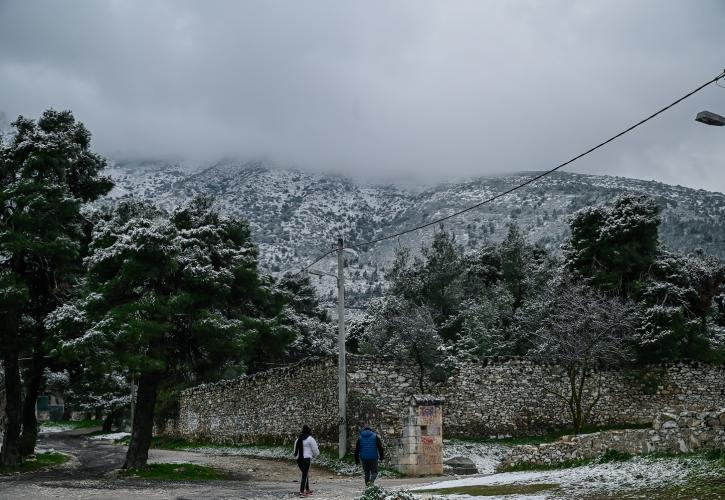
[297,458,311,492]
[361,458,378,485]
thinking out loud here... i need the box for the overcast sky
[1,1,724,190]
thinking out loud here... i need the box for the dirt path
[0,430,438,499]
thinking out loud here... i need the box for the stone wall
[499,409,725,470]
[169,356,725,451]
[173,357,339,445]
[439,359,725,438]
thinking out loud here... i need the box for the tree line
[2,110,723,467]
[352,193,725,432]
[0,110,331,467]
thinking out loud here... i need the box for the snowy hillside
[103,160,725,306]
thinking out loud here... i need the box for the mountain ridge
[104,160,725,305]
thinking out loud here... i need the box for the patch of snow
[412,455,714,498]
[179,444,381,476]
[39,424,76,433]
[443,439,509,474]
[89,432,130,441]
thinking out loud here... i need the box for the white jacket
[295,436,320,459]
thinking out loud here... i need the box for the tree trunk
[19,345,46,456]
[102,410,115,433]
[1,348,23,466]
[567,366,583,435]
[412,345,426,393]
[123,372,161,469]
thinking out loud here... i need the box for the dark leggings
[362,459,378,485]
[298,458,311,492]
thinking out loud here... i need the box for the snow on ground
[88,432,130,441]
[39,423,76,433]
[180,441,509,477]
[177,444,363,476]
[412,455,713,498]
[442,440,509,474]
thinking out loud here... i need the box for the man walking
[354,425,385,487]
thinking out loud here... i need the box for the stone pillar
[393,395,444,476]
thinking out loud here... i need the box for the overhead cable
[295,69,725,274]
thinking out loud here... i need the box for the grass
[502,449,725,474]
[418,483,560,496]
[119,463,229,480]
[357,484,417,500]
[619,479,725,499]
[0,452,70,474]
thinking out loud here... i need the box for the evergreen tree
[0,110,112,464]
[278,274,336,360]
[500,223,528,308]
[363,296,444,392]
[456,282,516,357]
[564,192,660,297]
[419,226,462,335]
[634,250,725,362]
[48,197,291,468]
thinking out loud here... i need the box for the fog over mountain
[1,1,725,191]
[104,160,725,307]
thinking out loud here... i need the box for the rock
[677,439,689,453]
[718,412,725,427]
[444,456,478,475]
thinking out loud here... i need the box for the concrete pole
[337,237,347,458]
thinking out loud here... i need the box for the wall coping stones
[411,395,445,407]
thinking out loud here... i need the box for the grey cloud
[1,0,724,190]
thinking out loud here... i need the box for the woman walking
[294,425,320,497]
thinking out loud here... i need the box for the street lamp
[695,110,725,126]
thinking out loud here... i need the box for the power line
[347,70,725,249]
[293,248,336,277]
[296,69,725,274]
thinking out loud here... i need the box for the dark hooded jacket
[354,426,385,463]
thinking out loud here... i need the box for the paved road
[0,431,436,499]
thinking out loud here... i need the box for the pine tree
[0,110,112,464]
[363,296,444,392]
[48,197,290,468]
[564,192,660,297]
[500,223,527,308]
[634,250,725,362]
[278,274,336,360]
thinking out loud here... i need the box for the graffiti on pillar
[419,435,440,465]
[420,406,436,425]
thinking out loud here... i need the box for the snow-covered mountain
[104,160,725,306]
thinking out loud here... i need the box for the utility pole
[336,237,347,458]
[307,238,347,458]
